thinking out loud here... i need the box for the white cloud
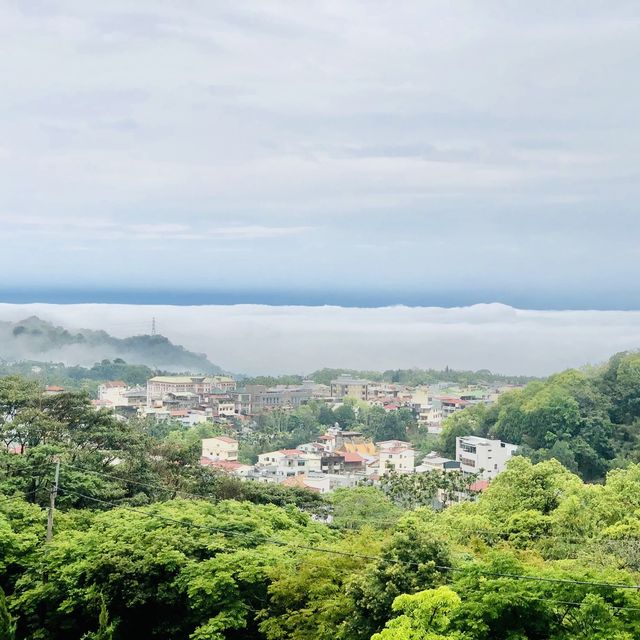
[0,302,638,376]
[0,213,313,242]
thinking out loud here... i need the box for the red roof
[45,385,65,392]
[278,449,305,455]
[468,479,490,492]
[281,475,322,492]
[212,436,237,444]
[102,381,126,388]
[201,459,246,472]
[342,452,365,463]
[170,410,189,417]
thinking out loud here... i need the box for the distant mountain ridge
[0,316,222,373]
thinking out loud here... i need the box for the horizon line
[1,288,640,312]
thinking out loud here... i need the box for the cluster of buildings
[199,426,517,496]
[89,372,515,436]
[49,371,520,500]
[199,427,418,493]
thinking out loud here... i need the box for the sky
[0,1,639,308]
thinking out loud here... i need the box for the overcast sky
[1,1,639,308]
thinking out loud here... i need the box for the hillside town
[59,372,522,499]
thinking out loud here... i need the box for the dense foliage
[439,352,640,480]
[0,360,155,396]
[2,455,640,638]
[308,367,536,387]
[1,354,640,638]
[1,315,222,373]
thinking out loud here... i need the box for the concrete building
[146,375,236,405]
[200,458,252,477]
[202,436,239,461]
[330,374,370,401]
[439,397,470,418]
[98,381,128,406]
[244,384,316,412]
[415,451,460,473]
[256,449,322,479]
[232,392,252,415]
[377,440,415,474]
[210,397,236,417]
[456,436,517,480]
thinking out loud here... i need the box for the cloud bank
[0,303,638,376]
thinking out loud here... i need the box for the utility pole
[46,458,61,542]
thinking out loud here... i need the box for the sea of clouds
[0,303,638,376]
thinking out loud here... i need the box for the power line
[524,594,640,612]
[59,464,640,548]
[61,462,214,501]
[57,487,640,595]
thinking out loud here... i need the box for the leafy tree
[330,487,402,529]
[261,532,383,640]
[0,586,15,640]
[371,586,461,640]
[348,516,452,632]
[333,404,357,429]
[11,499,326,639]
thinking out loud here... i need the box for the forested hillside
[0,316,222,373]
[1,372,640,638]
[0,360,156,396]
[440,351,640,481]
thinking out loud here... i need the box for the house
[330,374,370,401]
[121,386,147,409]
[44,385,65,395]
[416,401,444,433]
[200,458,252,477]
[256,449,322,479]
[415,451,460,473]
[340,451,367,473]
[439,397,470,418]
[171,410,209,427]
[456,436,517,480]
[377,440,415,474]
[98,381,128,406]
[232,392,252,415]
[201,436,239,461]
[281,474,324,493]
[210,396,236,417]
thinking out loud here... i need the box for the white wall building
[98,381,129,406]
[415,451,460,473]
[202,436,239,461]
[377,440,415,474]
[456,436,517,480]
[256,449,322,479]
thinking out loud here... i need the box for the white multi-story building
[456,436,517,480]
[202,436,239,461]
[256,449,322,479]
[146,375,236,405]
[377,440,415,474]
[330,375,370,401]
[98,381,129,406]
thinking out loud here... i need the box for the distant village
[45,373,521,498]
